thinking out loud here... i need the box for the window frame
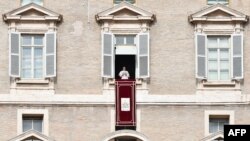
[209,115,229,134]
[204,110,234,136]
[21,0,44,6]
[207,0,229,5]
[22,115,44,133]
[21,34,44,79]
[113,0,136,5]
[17,109,49,136]
[207,36,231,81]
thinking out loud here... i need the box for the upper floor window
[209,116,229,133]
[196,34,243,81]
[21,35,44,79]
[114,0,135,4]
[207,0,228,5]
[10,32,56,79]
[21,0,43,6]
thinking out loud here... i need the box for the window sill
[16,79,49,84]
[197,79,241,90]
[202,81,236,87]
[108,78,143,85]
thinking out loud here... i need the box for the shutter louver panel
[9,32,20,77]
[45,32,56,77]
[232,34,243,79]
[138,33,150,78]
[196,34,207,79]
[102,33,114,78]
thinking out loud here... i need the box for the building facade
[0,0,250,141]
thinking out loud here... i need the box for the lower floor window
[23,115,43,132]
[209,116,229,133]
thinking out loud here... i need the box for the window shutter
[9,32,20,77]
[195,34,207,79]
[232,34,243,79]
[137,32,150,78]
[45,32,56,77]
[102,32,114,78]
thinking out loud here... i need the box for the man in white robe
[119,66,130,79]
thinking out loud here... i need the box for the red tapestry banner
[115,80,136,126]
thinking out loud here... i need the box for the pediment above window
[8,130,54,141]
[189,4,248,23]
[200,131,224,141]
[96,2,155,22]
[3,3,62,22]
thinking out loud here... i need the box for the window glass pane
[34,48,43,78]
[220,70,229,80]
[220,49,229,59]
[23,119,32,132]
[208,49,217,59]
[21,0,31,6]
[219,37,229,48]
[125,0,135,4]
[34,35,43,45]
[22,0,42,6]
[208,37,218,48]
[33,0,42,5]
[114,0,123,4]
[209,121,218,133]
[116,36,125,45]
[22,48,32,78]
[125,35,135,45]
[220,60,229,70]
[33,119,42,132]
[208,70,218,80]
[22,36,32,45]
[208,60,217,70]
[114,0,135,4]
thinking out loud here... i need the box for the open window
[97,2,154,89]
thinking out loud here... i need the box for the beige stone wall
[140,105,250,141]
[1,104,250,141]
[0,0,250,94]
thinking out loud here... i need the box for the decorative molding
[189,4,248,23]
[17,109,49,136]
[0,92,249,105]
[101,130,150,141]
[96,2,154,22]
[8,130,54,141]
[200,131,224,141]
[3,3,62,22]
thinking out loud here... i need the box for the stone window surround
[204,110,234,136]
[17,109,49,136]
[189,4,248,90]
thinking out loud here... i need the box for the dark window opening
[115,55,135,80]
